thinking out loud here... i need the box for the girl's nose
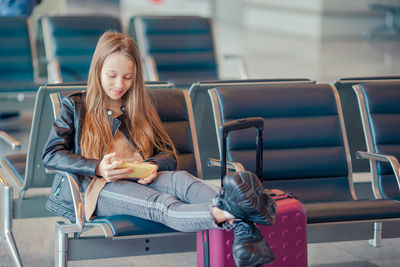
[115,76,123,88]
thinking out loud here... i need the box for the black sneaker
[215,171,276,225]
[224,219,275,267]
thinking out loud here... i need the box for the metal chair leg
[368,221,382,248]
[1,184,23,267]
[55,222,68,267]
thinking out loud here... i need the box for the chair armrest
[356,151,400,189]
[0,131,22,150]
[208,158,245,172]
[223,54,249,79]
[46,168,85,230]
[0,172,9,186]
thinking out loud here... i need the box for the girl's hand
[96,152,132,182]
[138,163,158,184]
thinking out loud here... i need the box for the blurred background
[27,0,400,83]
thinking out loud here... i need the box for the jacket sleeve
[145,149,177,172]
[42,96,100,177]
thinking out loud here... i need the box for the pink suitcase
[197,118,307,266]
[196,189,307,266]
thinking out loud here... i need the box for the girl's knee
[173,170,192,177]
[170,170,196,180]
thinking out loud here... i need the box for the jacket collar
[107,106,126,136]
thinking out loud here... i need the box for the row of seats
[40,15,247,86]
[0,16,40,112]
[0,14,247,113]
[1,80,400,266]
[0,15,399,175]
[192,76,400,177]
[1,15,398,175]
[2,15,400,175]
[5,14,244,85]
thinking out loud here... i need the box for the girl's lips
[111,89,123,95]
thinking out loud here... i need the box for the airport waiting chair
[129,16,248,87]
[0,84,85,267]
[354,81,400,201]
[0,16,42,112]
[0,81,174,267]
[41,15,121,83]
[334,76,400,174]
[46,85,201,266]
[208,83,400,247]
[188,78,314,179]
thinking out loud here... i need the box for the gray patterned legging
[93,170,221,232]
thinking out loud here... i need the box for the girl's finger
[103,152,117,163]
[138,173,157,184]
[151,166,158,173]
[109,160,124,168]
[108,167,132,176]
[125,159,141,164]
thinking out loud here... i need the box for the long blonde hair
[80,31,177,162]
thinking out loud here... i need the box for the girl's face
[101,52,135,105]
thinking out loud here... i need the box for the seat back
[334,76,400,173]
[130,16,218,86]
[188,79,314,179]
[41,15,121,83]
[0,16,34,82]
[209,83,354,203]
[22,84,86,191]
[0,16,41,112]
[354,81,400,199]
[50,84,201,178]
[149,89,201,177]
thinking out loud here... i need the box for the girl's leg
[95,178,220,232]
[148,171,220,204]
[95,171,275,266]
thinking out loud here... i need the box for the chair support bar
[0,180,23,267]
[55,222,68,267]
[369,221,382,248]
[356,151,400,191]
[224,54,249,79]
[0,131,22,150]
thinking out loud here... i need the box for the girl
[42,31,275,266]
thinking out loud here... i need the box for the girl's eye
[108,74,117,78]
[124,75,133,80]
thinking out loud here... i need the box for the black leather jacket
[42,92,177,221]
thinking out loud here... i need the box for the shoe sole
[232,239,276,267]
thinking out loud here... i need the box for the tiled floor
[1,1,400,266]
[1,215,400,267]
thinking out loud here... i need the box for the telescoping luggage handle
[220,117,264,182]
[201,117,264,267]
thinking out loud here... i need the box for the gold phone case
[119,162,154,178]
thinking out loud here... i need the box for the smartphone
[118,162,154,179]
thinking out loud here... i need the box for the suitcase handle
[220,117,264,182]
[221,117,264,136]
